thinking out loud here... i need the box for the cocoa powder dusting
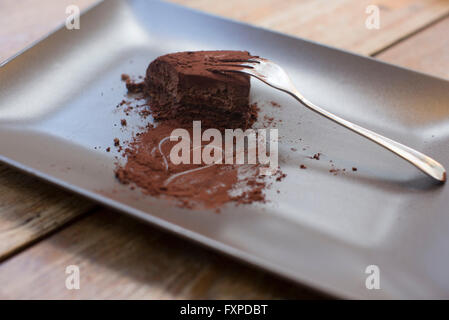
[114,81,280,209]
[115,121,268,210]
[113,51,290,210]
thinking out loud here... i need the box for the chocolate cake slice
[145,51,257,129]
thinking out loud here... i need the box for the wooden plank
[0,0,99,64]
[2,0,449,62]
[0,210,326,299]
[170,0,449,55]
[0,164,95,261]
[377,16,449,80]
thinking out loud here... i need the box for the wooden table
[0,0,448,299]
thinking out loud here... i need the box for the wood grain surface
[0,0,98,64]
[0,0,448,299]
[377,16,449,79]
[0,210,327,299]
[0,164,94,261]
[169,0,449,55]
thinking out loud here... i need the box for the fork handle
[291,91,446,182]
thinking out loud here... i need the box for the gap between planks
[371,11,449,57]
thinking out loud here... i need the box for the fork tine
[206,67,254,77]
[247,58,262,63]
[211,63,255,69]
[205,57,263,76]
[216,58,259,63]
[215,69,258,80]
[215,57,259,65]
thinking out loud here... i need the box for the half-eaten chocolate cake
[145,50,257,129]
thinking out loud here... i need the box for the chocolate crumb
[120,119,127,127]
[276,173,287,182]
[121,74,130,81]
[300,164,307,169]
[311,153,321,160]
[106,147,111,152]
[114,138,120,146]
[125,79,145,93]
[352,167,358,171]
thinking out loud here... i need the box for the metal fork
[215,58,446,182]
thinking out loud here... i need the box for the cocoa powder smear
[115,51,284,210]
[115,121,268,209]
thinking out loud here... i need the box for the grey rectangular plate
[1,0,449,299]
